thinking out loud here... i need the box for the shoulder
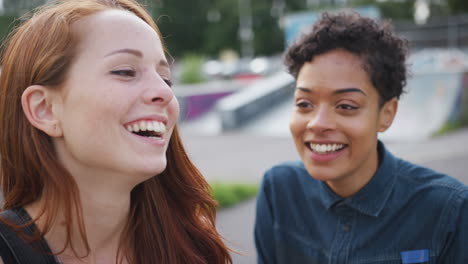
[261,161,316,192]
[396,158,466,192]
[260,161,320,201]
[0,210,19,264]
[262,161,309,184]
[0,208,23,245]
[394,158,467,210]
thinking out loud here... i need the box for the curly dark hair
[284,12,408,105]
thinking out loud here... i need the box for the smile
[125,120,166,139]
[307,143,346,154]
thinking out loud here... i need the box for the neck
[26,176,133,263]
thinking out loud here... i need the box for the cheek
[169,98,180,121]
[338,113,379,141]
[289,113,307,139]
[289,114,300,135]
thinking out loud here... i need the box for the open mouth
[125,120,166,139]
[306,143,347,154]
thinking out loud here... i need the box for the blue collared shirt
[255,142,468,264]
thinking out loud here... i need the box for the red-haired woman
[0,0,232,263]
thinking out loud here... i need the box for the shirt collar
[318,141,397,217]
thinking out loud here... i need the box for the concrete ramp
[380,72,467,141]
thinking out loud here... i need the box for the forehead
[72,10,164,59]
[296,49,376,96]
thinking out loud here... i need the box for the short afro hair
[284,12,408,105]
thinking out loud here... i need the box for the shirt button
[341,224,350,232]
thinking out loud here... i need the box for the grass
[433,120,465,137]
[210,182,259,209]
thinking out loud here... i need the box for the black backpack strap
[0,216,20,264]
[0,208,58,264]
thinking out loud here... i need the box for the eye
[163,78,173,87]
[337,104,358,110]
[110,69,136,77]
[295,100,312,109]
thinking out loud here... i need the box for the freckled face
[289,49,393,196]
[54,10,179,185]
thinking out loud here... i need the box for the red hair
[0,0,232,263]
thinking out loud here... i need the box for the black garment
[0,207,59,264]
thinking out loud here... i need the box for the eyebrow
[104,48,143,58]
[104,48,170,69]
[296,87,367,96]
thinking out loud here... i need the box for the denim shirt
[255,142,468,264]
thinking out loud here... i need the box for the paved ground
[180,128,468,264]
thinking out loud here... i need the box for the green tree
[447,0,468,14]
[154,0,291,58]
[202,0,240,56]
[251,0,284,55]
[2,0,47,15]
[153,0,213,57]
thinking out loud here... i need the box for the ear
[378,97,398,132]
[21,85,63,137]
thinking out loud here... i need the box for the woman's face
[54,10,179,183]
[289,49,395,196]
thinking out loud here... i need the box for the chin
[130,159,167,179]
[304,164,341,182]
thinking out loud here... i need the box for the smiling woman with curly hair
[255,12,468,264]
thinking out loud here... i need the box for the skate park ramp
[381,49,468,141]
[380,72,467,141]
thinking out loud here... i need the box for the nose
[306,104,336,133]
[143,73,174,105]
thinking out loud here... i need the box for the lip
[127,131,166,147]
[305,141,348,163]
[123,114,169,126]
[306,140,346,145]
[123,114,170,147]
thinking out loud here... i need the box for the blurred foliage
[210,182,259,209]
[155,0,287,58]
[447,0,468,15]
[0,16,16,43]
[1,0,47,16]
[1,0,467,59]
[179,54,206,84]
[433,120,466,137]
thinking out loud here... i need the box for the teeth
[139,121,147,131]
[157,122,166,133]
[132,123,140,132]
[126,121,166,134]
[309,143,344,153]
[147,121,154,131]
